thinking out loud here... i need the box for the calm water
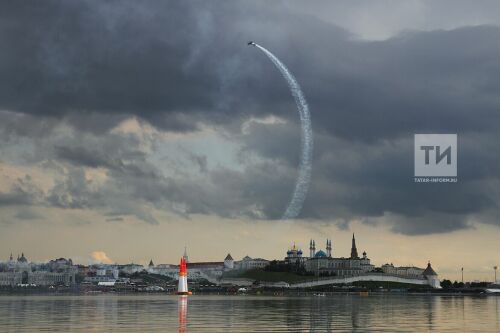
[0,294,498,332]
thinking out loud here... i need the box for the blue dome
[297,250,303,255]
[286,250,293,255]
[314,250,327,258]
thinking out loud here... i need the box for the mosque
[285,234,374,277]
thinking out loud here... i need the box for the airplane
[247,41,256,46]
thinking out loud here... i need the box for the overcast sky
[1,1,500,280]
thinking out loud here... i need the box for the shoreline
[0,290,497,297]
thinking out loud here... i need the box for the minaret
[177,257,191,295]
[326,239,332,257]
[309,240,314,257]
[350,233,359,259]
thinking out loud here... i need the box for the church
[285,234,374,277]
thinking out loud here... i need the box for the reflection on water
[179,296,187,333]
[0,294,498,333]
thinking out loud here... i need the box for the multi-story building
[381,263,425,277]
[0,253,76,287]
[236,256,269,270]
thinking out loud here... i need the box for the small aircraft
[247,41,256,46]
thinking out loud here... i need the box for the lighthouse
[177,257,191,295]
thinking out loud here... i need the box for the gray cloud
[2,1,500,235]
[0,176,44,207]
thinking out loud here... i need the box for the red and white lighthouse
[177,257,191,295]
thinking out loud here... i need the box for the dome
[314,250,327,258]
[18,253,28,263]
[297,250,303,255]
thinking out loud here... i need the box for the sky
[1,0,500,281]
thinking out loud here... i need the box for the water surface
[0,294,498,332]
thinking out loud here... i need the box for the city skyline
[2,220,498,282]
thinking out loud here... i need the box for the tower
[350,233,359,259]
[423,262,440,288]
[326,239,332,257]
[183,246,189,263]
[177,257,191,295]
[310,240,316,257]
[224,253,234,270]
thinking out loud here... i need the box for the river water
[0,294,498,332]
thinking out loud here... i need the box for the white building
[237,256,269,270]
[381,264,424,277]
[0,253,76,286]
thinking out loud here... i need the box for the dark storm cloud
[4,1,500,138]
[2,1,500,234]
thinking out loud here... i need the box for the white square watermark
[414,134,457,183]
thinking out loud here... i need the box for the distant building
[380,262,440,287]
[423,262,441,288]
[381,263,424,277]
[285,243,306,266]
[303,235,374,276]
[0,253,76,286]
[237,256,269,270]
[84,265,121,284]
[224,254,234,270]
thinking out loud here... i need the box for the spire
[9,253,12,261]
[351,233,359,259]
[183,246,188,263]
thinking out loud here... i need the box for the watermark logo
[414,134,457,183]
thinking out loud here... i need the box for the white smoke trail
[253,44,313,220]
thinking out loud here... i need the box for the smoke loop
[253,44,313,219]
